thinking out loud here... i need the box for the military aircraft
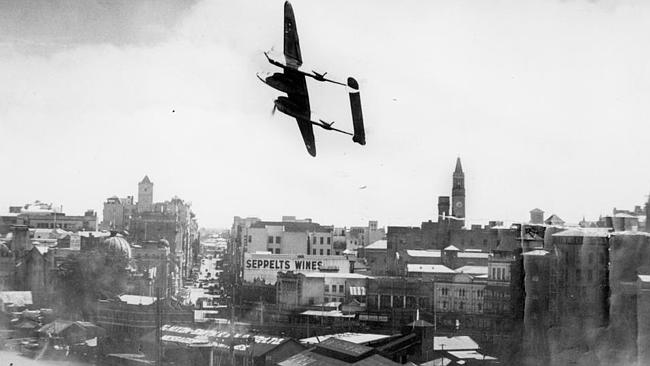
[258,1,365,157]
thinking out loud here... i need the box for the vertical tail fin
[348,77,366,146]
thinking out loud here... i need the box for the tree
[56,249,131,319]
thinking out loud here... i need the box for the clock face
[455,202,463,208]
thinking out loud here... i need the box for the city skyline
[2,0,650,228]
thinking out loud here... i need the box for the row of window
[309,236,332,245]
[563,251,606,266]
[439,301,482,312]
[439,288,484,298]
[491,267,508,281]
[311,249,331,256]
[265,236,333,245]
[324,284,345,293]
[36,222,73,229]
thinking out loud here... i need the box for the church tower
[451,157,465,219]
[137,175,154,213]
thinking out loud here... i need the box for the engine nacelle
[259,73,306,96]
[274,96,310,120]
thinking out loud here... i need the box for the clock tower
[451,157,465,219]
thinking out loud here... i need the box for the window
[275,236,281,244]
[312,249,316,255]
[275,248,281,254]
[267,236,273,244]
[483,239,488,247]
[324,285,329,292]
[459,302,464,310]
[576,269,582,282]
[478,303,482,312]
[320,237,324,245]
[324,297,329,302]
[441,288,448,296]
[247,235,251,242]
[587,270,593,281]
[320,249,324,255]
[327,249,331,256]
[327,237,331,244]
[442,301,448,309]
[339,285,344,293]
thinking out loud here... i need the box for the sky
[1,0,650,229]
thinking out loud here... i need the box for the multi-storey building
[100,195,135,231]
[276,271,369,310]
[1,201,97,234]
[245,218,333,255]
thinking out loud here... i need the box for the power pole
[155,287,163,366]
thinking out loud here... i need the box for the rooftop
[301,333,390,345]
[455,266,488,276]
[407,264,456,274]
[553,228,610,238]
[315,337,374,358]
[301,310,355,318]
[448,350,497,361]
[119,294,156,305]
[251,221,331,233]
[303,272,369,279]
[405,249,441,258]
[523,250,550,256]
[365,240,387,250]
[433,336,479,351]
[458,251,489,259]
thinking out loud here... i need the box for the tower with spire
[451,157,465,220]
[137,175,154,213]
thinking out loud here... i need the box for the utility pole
[155,287,163,366]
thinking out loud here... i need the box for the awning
[349,287,366,296]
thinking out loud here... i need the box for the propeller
[271,103,277,116]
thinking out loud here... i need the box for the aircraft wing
[283,1,302,68]
[296,118,316,156]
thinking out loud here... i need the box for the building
[1,201,97,234]
[276,271,369,310]
[608,231,650,366]
[94,295,193,347]
[550,228,610,330]
[137,175,154,213]
[243,252,354,284]
[361,240,387,275]
[637,275,650,366]
[346,221,386,252]
[451,157,465,222]
[0,243,13,290]
[102,176,199,278]
[100,195,135,231]
[521,249,552,366]
[245,219,334,255]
